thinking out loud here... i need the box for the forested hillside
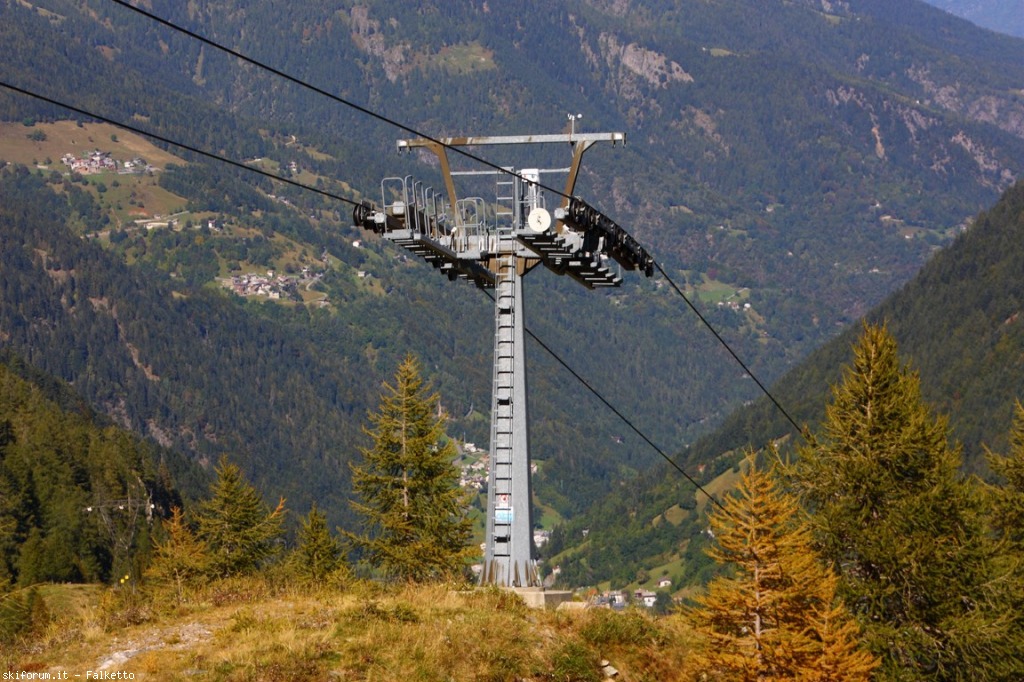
[549,179,1024,589]
[0,355,188,587]
[8,325,1024,680]
[2,0,1024,540]
[692,177,1024,468]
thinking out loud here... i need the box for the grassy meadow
[3,578,697,681]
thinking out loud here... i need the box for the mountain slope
[550,178,1024,589]
[690,177,1024,468]
[0,352,192,587]
[3,0,1024,532]
[6,0,1024,352]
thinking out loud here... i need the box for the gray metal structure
[353,132,653,587]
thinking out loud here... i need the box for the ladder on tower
[495,176,515,231]
[489,247,516,568]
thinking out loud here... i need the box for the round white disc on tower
[527,207,551,233]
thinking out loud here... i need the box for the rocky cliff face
[907,64,1024,142]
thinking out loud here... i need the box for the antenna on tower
[567,113,583,141]
[354,131,652,587]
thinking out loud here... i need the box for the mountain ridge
[920,0,1024,38]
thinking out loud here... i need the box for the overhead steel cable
[107,0,805,445]
[488,292,729,512]
[0,81,363,210]
[106,0,578,203]
[103,1,806,440]
[0,78,727,510]
[653,261,805,436]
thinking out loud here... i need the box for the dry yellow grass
[4,577,698,681]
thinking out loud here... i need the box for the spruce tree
[687,453,877,681]
[345,355,473,583]
[290,503,345,585]
[793,324,1018,680]
[195,456,285,578]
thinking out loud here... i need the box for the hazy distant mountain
[922,0,1024,37]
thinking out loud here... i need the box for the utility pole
[354,131,652,587]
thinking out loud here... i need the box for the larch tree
[145,506,209,602]
[194,456,285,578]
[686,452,878,682]
[792,324,1020,680]
[983,400,1024,660]
[986,400,1024,550]
[345,355,473,583]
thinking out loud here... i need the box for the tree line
[6,310,1024,678]
[686,324,1024,679]
[144,354,472,599]
[1,352,471,642]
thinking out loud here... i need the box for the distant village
[225,267,322,300]
[591,585,672,610]
[60,149,155,175]
[456,441,488,490]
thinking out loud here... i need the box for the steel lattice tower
[354,132,653,587]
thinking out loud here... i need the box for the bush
[579,609,662,648]
[98,585,151,631]
[551,641,600,682]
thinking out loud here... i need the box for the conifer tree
[195,456,285,578]
[986,400,1024,549]
[982,400,1024,660]
[145,506,209,602]
[793,324,1019,680]
[290,503,345,585]
[687,453,877,681]
[345,355,473,583]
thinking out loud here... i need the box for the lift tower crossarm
[398,135,625,213]
[399,139,463,230]
[398,132,625,148]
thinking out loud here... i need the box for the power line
[106,0,577,203]
[653,261,805,435]
[0,80,362,210]
[104,0,805,444]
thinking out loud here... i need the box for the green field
[0,120,184,168]
[429,42,496,74]
[1,120,190,226]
